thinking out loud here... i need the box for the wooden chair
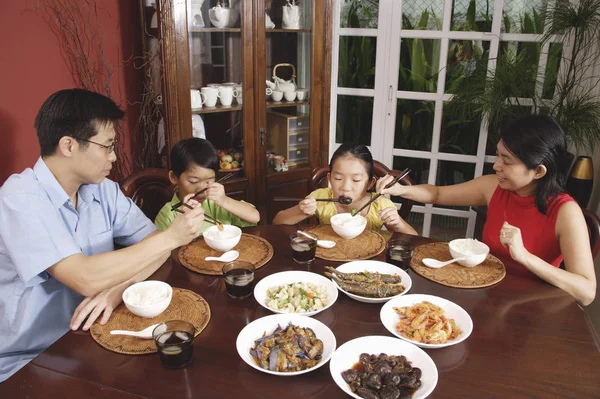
[120,168,175,221]
[310,160,414,220]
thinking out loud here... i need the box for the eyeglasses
[77,138,117,154]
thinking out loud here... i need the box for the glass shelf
[266,100,309,109]
[192,104,243,114]
[189,27,241,33]
[266,29,311,33]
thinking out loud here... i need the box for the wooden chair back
[120,168,175,221]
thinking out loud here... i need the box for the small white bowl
[122,280,172,318]
[448,238,490,267]
[236,314,336,376]
[203,225,242,252]
[254,271,338,317]
[330,213,367,240]
[331,260,412,304]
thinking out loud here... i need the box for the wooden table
[3,225,600,398]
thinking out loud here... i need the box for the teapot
[267,63,297,92]
[209,1,239,28]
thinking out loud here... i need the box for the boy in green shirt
[155,138,259,233]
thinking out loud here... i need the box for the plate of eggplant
[324,261,411,304]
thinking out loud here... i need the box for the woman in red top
[377,115,596,306]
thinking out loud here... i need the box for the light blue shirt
[0,158,156,382]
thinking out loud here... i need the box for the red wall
[0,1,141,184]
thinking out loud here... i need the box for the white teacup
[201,87,219,106]
[283,91,297,102]
[191,90,206,108]
[296,88,308,101]
[271,90,283,102]
[218,86,235,106]
[234,86,243,105]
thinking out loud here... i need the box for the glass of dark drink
[289,235,317,264]
[222,261,255,299]
[152,320,196,369]
[386,240,414,271]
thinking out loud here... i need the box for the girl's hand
[379,207,401,230]
[205,182,227,206]
[299,196,317,216]
[376,174,406,196]
[500,221,530,264]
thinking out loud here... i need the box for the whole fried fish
[324,266,402,284]
[325,273,405,298]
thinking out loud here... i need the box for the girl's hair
[329,144,374,180]
[500,114,569,214]
[170,138,219,177]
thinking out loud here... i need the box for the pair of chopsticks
[173,204,223,230]
[351,168,411,216]
[170,172,236,211]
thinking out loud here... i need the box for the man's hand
[166,193,205,247]
[70,283,126,331]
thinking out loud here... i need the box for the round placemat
[90,288,210,355]
[305,225,386,261]
[178,233,274,275]
[411,242,506,288]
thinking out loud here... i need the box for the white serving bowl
[254,271,338,317]
[448,238,490,267]
[330,213,367,240]
[329,336,438,399]
[331,260,412,304]
[236,314,336,376]
[380,294,473,349]
[122,280,172,318]
[203,225,242,252]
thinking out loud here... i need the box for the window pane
[394,100,434,151]
[393,156,429,207]
[483,162,495,176]
[407,212,424,236]
[338,36,377,89]
[542,43,563,99]
[340,0,379,28]
[398,38,441,93]
[440,104,482,156]
[445,40,490,94]
[435,160,475,211]
[497,41,541,98]
[485,105,532,155]
[401,0,444,30]
[430,214,468,241]
[502,0,547,33]
[336,95,373,145]
[451,0,494,32]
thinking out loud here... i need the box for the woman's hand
[500,221,530,264]
[376,174,406,196]
[205,182,227,206]
[70,283,126,331]
[299,196,317,216]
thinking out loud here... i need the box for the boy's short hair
[34,88,125,156]
[170,138,219,177]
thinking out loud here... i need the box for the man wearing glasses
[0,89,206,381]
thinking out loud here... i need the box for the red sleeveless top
[482,186,575,277]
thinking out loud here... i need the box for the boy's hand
[299,196,317,216]
[166,193,205,247]
[205,182,227,206]
[379,207,401,230]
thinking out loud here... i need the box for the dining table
[2,224,600,398]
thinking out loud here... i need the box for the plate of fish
[236,314,336,376]
[329,335,438,399]
[254,271,338,316]
[324,261,411,304]
[380,294,473,349]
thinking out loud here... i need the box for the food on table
[324,267,405,298]
[125,285,169,306]
[394,301,462,344]
[249,323,324,372]
[265,282,328,313]
[204,227,238,240]
[342,353,422,399]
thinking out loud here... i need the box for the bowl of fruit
[219,148,244,172]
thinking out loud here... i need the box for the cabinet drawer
[288,146,309,162]
[289,132,309,147]
[288,116,309,132]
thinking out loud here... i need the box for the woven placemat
[90,288,210,355]
[178,233,274,275]
[304,225,386,261]
[411,242,506,288]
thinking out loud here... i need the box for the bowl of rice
[122,280,173,318]
[254,271,338,317]
[203,225,242,252]
[448,238,489,267]
[330,213,367,240]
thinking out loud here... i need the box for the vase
[566,156,594,208]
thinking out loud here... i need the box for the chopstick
[273,197,339,202]
[351,168,411,216]
[174,205,222,227]
[170,172,236,211]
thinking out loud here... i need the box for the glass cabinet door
[263,1,313,175]
[187,0,246,179]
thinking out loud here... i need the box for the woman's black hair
[500,114,569,214]
[329,144,374,180]
[170,138,219,177]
